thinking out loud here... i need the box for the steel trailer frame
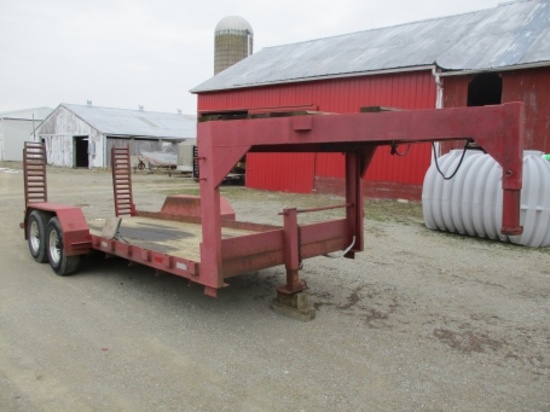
[22,103,524,319]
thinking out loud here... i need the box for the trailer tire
[46,217,80,276]
[27,210,48,263]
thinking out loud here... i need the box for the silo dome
[214,16,254,75]
[215,16,254,35]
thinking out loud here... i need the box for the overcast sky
[1,0,503,115]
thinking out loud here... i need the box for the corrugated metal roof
[192,0,550,93]
[62,104,196,139]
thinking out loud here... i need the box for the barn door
[73,136,89,168]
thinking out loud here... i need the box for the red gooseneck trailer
[21,104,525,320]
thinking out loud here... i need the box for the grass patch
[364,198,423,225]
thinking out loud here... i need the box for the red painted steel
[25,203,91,255]
[22,105,525,300]
[197,71,436,196]
[280,208,306,294]
[346,148,377,254]
[197,103,524,294]
[91,234,199,278]
[221,229,285,277]
[299,219,348,259]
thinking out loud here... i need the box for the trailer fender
[24,203,91,255]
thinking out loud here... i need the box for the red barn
[192,0,550,200]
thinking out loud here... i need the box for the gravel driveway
[1,164,548,411]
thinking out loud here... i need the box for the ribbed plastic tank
[422,150,550,247]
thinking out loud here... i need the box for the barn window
[467,73,502,106]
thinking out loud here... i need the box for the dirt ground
[0,163,549,411]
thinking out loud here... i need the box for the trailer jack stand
[271,280,316,321]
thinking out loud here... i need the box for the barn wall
[198,71,436,198]
[502,67,550,152]
[443,67,550,153]
[36,106,104,167]
[442,76,469,108]
[246,152,315,193]
[440,75,470,153]
[198,71,436,113]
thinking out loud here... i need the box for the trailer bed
[88,216,257,262]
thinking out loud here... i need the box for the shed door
[73,136,89,168]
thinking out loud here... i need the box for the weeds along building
[192,1,550,200]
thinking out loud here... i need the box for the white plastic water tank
[422,150,550,247]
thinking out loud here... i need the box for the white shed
[0,107,52,161]
[34,103,196,168]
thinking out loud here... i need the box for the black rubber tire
[27,210,48,263]
[46,217,80,276]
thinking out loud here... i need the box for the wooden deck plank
[88,216,255,261]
